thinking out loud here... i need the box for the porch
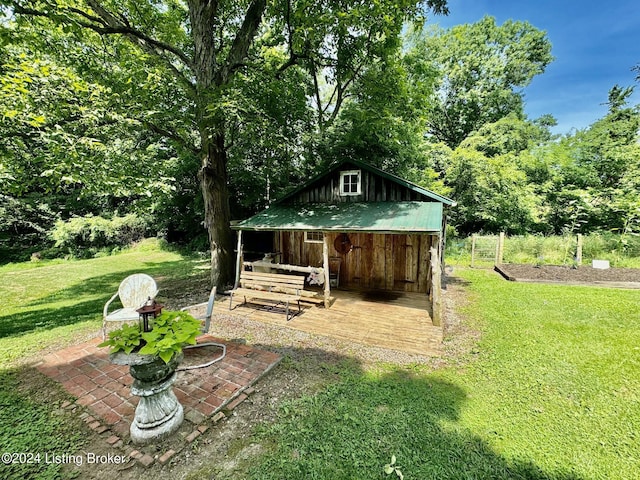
[216,289,443,356]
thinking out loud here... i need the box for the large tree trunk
[189,0,232,289]
[199,130,234,288]
[188,0,266,287]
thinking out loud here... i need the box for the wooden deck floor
[214,289,443,356]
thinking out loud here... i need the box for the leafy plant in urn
[98,310,201,363]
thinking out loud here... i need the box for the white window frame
[339,170,361,196]
[304,231,324,243]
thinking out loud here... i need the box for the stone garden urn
[110,351,184,445]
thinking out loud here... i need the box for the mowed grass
[1,248,639,479]
[0,239,206,364]
[0,240,207,480]
[233,269,640,480]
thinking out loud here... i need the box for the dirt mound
[495,264,640,287]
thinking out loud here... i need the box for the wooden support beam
[576,234,583,265]
[496,232,505,265]
[430,246,442,326]
[244,261,324,276]
[471,234,476,268]
[323,233,331,308]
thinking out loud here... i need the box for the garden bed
[495,263,640,288]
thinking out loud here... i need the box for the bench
[229,271,305,321]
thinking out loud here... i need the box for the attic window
[339,170,361,196]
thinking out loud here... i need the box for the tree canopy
[1,5,639,265]
[1,0,449,280]
[413,16,553,148]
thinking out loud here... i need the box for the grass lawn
[236,269,639,480]
[0,240,208,480]
[1,247,638,479]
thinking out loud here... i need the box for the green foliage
[98,311,201,364]
[446,147,539,234]
[2,0,451,285]
[2,0,639,252]
[528,86,640,234]
[97,323,142,354]
[319,51,441,183]
[139,311,201,363]
[0,194,60,262]
[0,19,183,256]
[49,213,151,258]
[447,233,640,267]
[224,46,313,214]
[415,16,553,148]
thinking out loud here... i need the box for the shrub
[0,194,58,263]
[50,213,151,257]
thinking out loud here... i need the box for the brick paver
[36,334,281,462]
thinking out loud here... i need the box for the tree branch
[85,1,193,70]
[276,0,304,76]
[12,1,196,97]
[217,0,267,84]
[144,121,199,155]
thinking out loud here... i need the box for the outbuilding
[232,159,455,323]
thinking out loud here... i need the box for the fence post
[471,235,476,268]
[576,234,583,265]
[496,232,505,265]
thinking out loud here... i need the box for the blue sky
[429,0,640,134]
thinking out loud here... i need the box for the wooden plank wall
[286,168,426,204]
[274,231,437,293]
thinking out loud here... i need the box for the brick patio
[36,335,281,444]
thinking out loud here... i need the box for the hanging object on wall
[307,270,325,285]
[334,233,353,255]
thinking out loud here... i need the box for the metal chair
[102,273,158,340]
[177,287,226,371]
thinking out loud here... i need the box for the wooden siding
[285,165,429,204]
[274,231,437,293]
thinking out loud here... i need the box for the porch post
[322,232,331,308]
[234,230,243,289]
[430,246,442,326]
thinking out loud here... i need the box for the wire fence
[470,234,503,268]
[449,232,640,268]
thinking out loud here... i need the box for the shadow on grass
[0,299,105,339]
[1,327,585,480]
[0,260,209,339]
[243,346,583,480]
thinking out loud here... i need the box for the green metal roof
[233,201,444,233]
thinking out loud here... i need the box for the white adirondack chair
[102,274,158,340]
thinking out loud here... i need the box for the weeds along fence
[447,233,640,268]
